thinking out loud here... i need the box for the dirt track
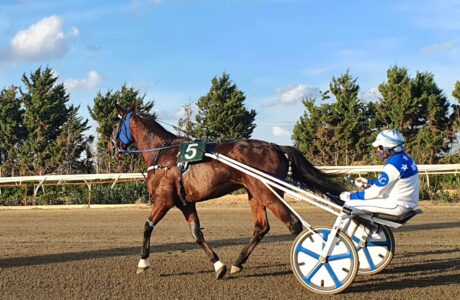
[1,199,459,299]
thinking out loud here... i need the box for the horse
[111,105,345,278]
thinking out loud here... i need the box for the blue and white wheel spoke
[296,245,320,260]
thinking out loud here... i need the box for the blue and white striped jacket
[350,152,419,209]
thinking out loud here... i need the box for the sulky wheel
[351,224,395,275]
[290,227,359,295]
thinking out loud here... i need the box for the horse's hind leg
[230,194,270,274]
[137,202,170,274]
[265,194,303,235]
[180,204,227,279]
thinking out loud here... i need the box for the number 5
[184,143,198,159]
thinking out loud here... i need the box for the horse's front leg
[231,195,270,274]
[180,203,227,279]
[137,203,170,274]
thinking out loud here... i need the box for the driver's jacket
[350,152,419,209]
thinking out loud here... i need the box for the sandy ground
[0,196,459,299]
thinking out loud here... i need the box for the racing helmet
[372,129,405,153]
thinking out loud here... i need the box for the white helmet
[372,129,405,152]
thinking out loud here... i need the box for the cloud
[272,126,291,137]
[64,70,102,92]
[265,84,320,107]
[360,86,382,102]
[422,41,456,54]
[1,15,79,61]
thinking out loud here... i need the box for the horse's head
[111,104,135,158]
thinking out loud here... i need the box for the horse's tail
[279,146,345,203]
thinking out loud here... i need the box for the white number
[184,143,198,160]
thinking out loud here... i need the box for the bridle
[112,112,132,154]
[112,111,179,155]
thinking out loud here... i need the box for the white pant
[344,199,410,216]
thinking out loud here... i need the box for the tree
[53,106,93,174]
[448,80,460,160]
[377,66,422,142]
[293,94,337,165]
[0,86,24,176]
[293,71,372,165]
[88,84,155,173]
[452,81,460,132]
[177,103,194,138]
[17,67,89,175]
[378,66,455,163]
[329,71,372,164]
[192,73,256,142]
[411,72,453,163]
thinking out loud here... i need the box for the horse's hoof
[136,266,149,274]
[214,260,227,279]
[215,265,227,280]
[230,265,242,274]
[137,258,150,274]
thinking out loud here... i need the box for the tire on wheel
[352,224,395,275]
[290,227,359,295]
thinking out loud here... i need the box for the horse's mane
[136,114,178,140]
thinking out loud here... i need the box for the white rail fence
[1,164,459,205]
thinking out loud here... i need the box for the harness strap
[177,167,188,206]
[147,165,159,172]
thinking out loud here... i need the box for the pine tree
[192,73,256,142]
[293,94,337,165]
[53,105,92,174]
[452,81,460,132]
[293,72,372,165]
[88,84,155,173]
[378,66,455,163]
[329,71,371,165]
[177,103,194,138]
[18,67,90,175]
[377,66,422,143]
[411,72,452,163]
[0,86,24,176]
[449,81,460,160]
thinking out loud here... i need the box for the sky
[1,0,459,145]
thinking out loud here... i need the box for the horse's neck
[131,116,177,166]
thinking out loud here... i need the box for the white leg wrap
[138,258,150,269]
[214,260,225,272]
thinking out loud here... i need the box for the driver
[340,129,419,216]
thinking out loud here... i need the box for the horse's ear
[115,104,126,118]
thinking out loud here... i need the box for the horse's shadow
[0,234,294,269]
[2,226,460,292]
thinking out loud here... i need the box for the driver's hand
[354,177,368,188]
[340,192,351,201]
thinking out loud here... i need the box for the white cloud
[272,126,290,137]
[2,15,78,61]
[360,86,382,102]
[64,70,102,92]
[422,41,456,54]
[279,84,320,104]
[263,84,320,107]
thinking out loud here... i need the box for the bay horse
[112,105,344,278]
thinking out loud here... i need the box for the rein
[118,144,179,154]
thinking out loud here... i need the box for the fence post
[23,185,28,206]
[84,180,92,207]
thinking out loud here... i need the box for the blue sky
[1,0,459,145]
